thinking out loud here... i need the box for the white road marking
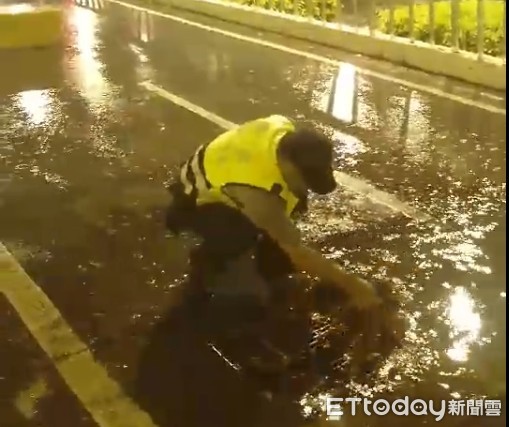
[140,80,431,222]
[141,81,237,129]
[110,0,506,116]
[0,242,159,427]
[332,170,431,222]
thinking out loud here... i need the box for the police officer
[165,115,380,308]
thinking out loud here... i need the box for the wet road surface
[0,1,506,426]
[0,295,95,427]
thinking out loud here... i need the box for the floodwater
[0,2,506,426]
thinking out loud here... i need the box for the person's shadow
[133,273,402,427]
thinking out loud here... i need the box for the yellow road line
[0,242,159,427]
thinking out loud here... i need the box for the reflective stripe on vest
[179,115,299,216]
[180,144,210,200]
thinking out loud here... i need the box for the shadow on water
[133,269,404,427]
[0,2,506,426]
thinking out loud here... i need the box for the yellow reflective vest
[179,115,300,216]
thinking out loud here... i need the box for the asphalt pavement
[0,1,506,426]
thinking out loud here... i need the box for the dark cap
[278,128,337,195]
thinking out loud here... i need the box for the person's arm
[278,244,380,308]
[290,196,309,221]
[222,185,380,308]
[222,184,301,246]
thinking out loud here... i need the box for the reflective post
[477,0,485,59]
[336,0,342,22]
[321,0,327,20]
[388,0,395,37]
[268,0,274,9]
[294,0,300,15]
[368,0,376,35]
[428,0,435,44]
[408,0,415,42]
[306,0,314,17]
[503,0,506,58]
[451,0,460,50]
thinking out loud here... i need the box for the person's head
[277,127,337,195]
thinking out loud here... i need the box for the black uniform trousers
[165,182,296,282]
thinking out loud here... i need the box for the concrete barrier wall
[0,5,63,49]
[164,0,506,90]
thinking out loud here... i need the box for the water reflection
[128,9,155,43]
[1,4,35,14]
[129,43,154,82]
[295,61,504,184]
[403,91,431,165]
[299,392,333,420]
[138,11,154,43]
[329,63,357,124]
[307,62,385,131]
[355,78,383,131]
[3,5,503,425]
[16,89,52,126]
[308,62,358,124]
[446,286,482,363]
[65,6,113,111]
[128,10,155,81]
[331,128,367,168]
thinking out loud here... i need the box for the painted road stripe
[332,170,431,222]
[141,81,237,130]
[0,242,159,427]
[140,80,432,222]
[111,0,506,116]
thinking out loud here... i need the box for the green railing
[222,0,506,59]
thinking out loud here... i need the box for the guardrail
[219,0,506,60]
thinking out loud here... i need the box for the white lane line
[111,0,506,116]
[140,80,431,222]
[332,170,431,222]
[141,81,237,129]
[0,242,159,427]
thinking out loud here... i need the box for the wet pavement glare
[0,2,506,427]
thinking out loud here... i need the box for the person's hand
[349,279,407,346]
